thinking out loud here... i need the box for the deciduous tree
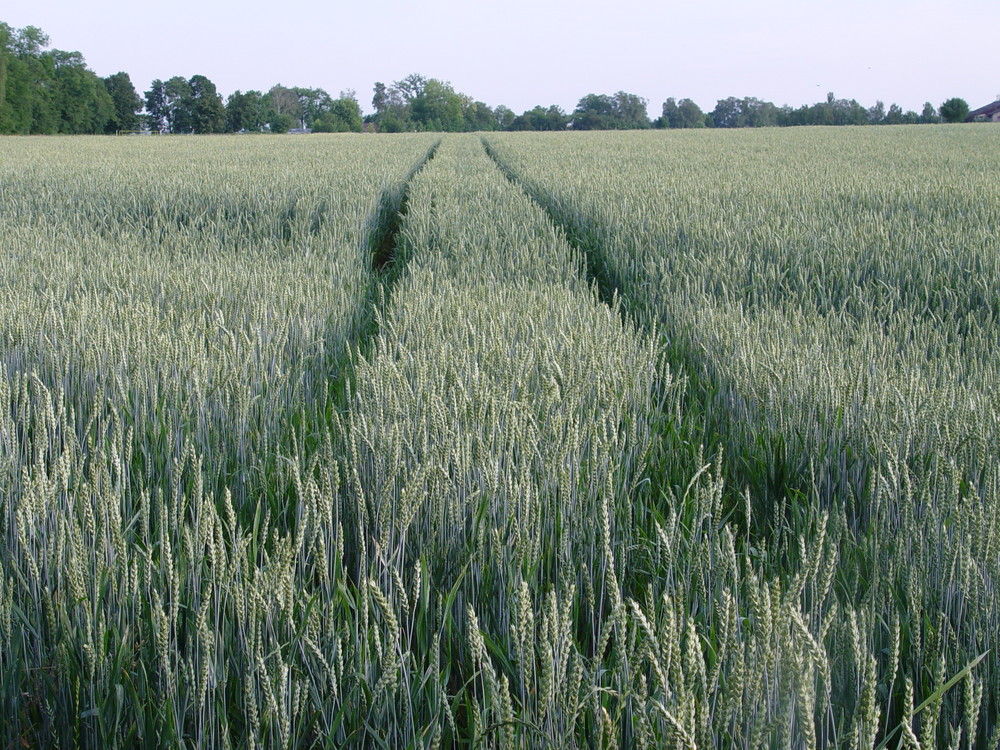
[612,91,650,128]
[226,89,265,132]
[572,93,615,129]
[573,91,650,129]
[295,87,333,129]
[939,97,969,123]
[510,105,568,131]
[410,79,464,131]
[660,97,706,128]
[51,50,113,134]
[462,98,496,131]
[187,74,225,133]
[104,71,142,132]
[143,79,168,131]
[371,80,410,131]
[313,96,362,132]
[266,84,302,129]
[919,102,940,124]
[493,105,515,130]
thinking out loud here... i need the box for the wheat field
[1,127,997,748]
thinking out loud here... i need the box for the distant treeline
[0,21,975,135]
[0,24,119,134]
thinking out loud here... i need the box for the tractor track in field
[481,137,630,319]
[370,139,441,275]
[328,139,440,410]
[357,138,440,340]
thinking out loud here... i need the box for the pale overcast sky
[4,0,998,116]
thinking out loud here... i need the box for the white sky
[4,0,998,116]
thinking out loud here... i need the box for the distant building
[966,101,1000,122]
[287,128,312,134]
